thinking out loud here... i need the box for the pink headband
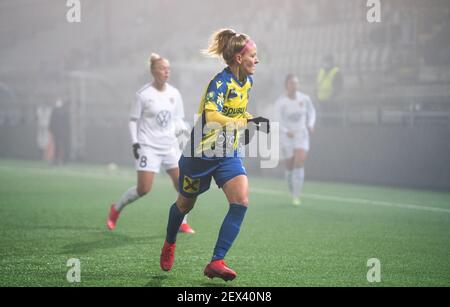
[238,39,256,55]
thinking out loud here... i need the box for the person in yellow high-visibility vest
[316,54,343,113]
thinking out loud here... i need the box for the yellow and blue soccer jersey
[188,67,253,158]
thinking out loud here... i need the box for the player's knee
[233,196,249,206]
[178,202,195,214]
[294,158,306,168]
[179,203,194,214]
[176,195,196,214]
[137,185,151,196]
[285,159,295,170]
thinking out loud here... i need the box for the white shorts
[280,131,310,160]
[135,145,180,173]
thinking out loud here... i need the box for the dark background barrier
[306,125,450,190]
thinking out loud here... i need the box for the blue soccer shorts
[178,155,247,198]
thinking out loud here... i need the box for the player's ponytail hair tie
[238,39,256,55]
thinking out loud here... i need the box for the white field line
[251,187,450,214]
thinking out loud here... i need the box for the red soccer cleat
[204,259,237,281]
[160,240,176,271]
[107,204,120,230]
[179,223,195,234]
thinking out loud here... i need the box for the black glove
[248,116,270,134]
[243,125,257,145]
[132,143,141,160]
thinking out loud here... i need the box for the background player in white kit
[107,53,195,234]
[275,73,316,206]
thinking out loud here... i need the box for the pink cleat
[160,240,176,271]
[107,204,120,230]
[179,223,195,234]
[204,259,237,281]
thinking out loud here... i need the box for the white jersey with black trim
[130,83,185,152]
[275,91,316,136]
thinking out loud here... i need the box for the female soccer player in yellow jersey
[159,29,270,281]
[106,53,195,234]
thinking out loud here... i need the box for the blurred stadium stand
[0,0,449,189]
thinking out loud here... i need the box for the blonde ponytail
[202,28,250,65]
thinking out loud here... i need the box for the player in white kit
[275,74,316,206]
[107,53,195,233]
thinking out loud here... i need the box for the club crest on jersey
[156,110,171,127]
[228,89,238,99]
[170,97,175,104]
[299,101,304,107]
[216,80,223,89]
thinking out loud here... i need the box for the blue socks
[212,204,247,261]
[166,203,185,244]
[165,202,248,261]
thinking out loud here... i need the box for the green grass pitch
[0,159,449,287]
